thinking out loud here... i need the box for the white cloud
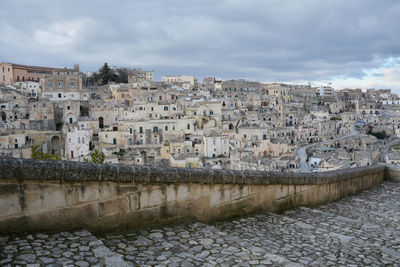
[331,67,400,94]
[33,19,90,47]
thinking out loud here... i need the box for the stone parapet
[385,164,400,183]
[0,158,385,185]
[0,158,386,233]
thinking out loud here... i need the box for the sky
[1,0,400,92]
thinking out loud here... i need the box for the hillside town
[1,62,400,173]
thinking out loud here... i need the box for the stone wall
[385,164,400,182]
[0,158,385,233]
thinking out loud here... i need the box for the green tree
[112,148,125,159]
[115,68,129,83]
[31,144,60,160]
[99,63,113,85]
[367,126,388,139]
[84,149,105,163]
[89,141,94,151]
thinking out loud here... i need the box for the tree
[31,144,60,160]
[115,68,129,83]
[367,126,388,139]
[84,149,105,163]
[112,148,125,159]
[99,63,113,85]
[89,141,95,151]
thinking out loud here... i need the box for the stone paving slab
[0,230,131,267]
[0,182,399,266]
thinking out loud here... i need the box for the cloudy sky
[1,0,400,91]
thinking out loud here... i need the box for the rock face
[1,182,399,266]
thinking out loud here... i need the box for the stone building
[41,65,82,101]
[0,62,64,85]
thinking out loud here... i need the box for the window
[44,116,47,120]
[70,81,75,88]
[263,134,267,140]
[42,103,46,109]
[153,126,158,133]
[82,137,84,143]
[187,124,190,130]
[58,93,62,98]
[15,144,18,149]
[164,106,168,111]
[213,139,216,145]
[165,126,168,131]
[113,138,117,145]
[130,128,133,134]
[139,127,143,133]
[67,106,70,110]
[212,154,216,158]
[69,118,73,123]
[57,81,63,88]
[210,111,214,115]
[78,137,80,143]
[1,66,4,72]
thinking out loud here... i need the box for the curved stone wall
[0,158,385,233]
[385,164,400,182]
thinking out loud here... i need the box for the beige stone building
[41,65,82,101]
[128,69,154,83]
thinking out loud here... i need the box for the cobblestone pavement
[1,182,399,266]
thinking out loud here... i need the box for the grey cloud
[0,0,400,84]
